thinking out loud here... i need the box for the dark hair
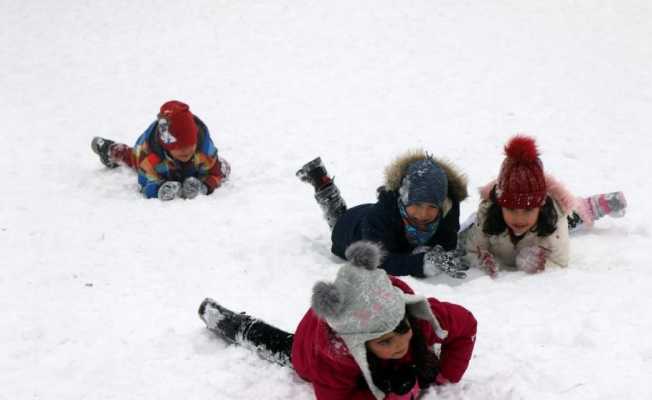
[482,186,558,237]
[366,314,440,394]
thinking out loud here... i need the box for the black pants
[199,298,294,366]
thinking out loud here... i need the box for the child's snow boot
[297,157,347,228]
[315,183,347,229]
[571,191,627,229]
[296,157,333,192]
[91,137,118,168]
[198,298,253,343]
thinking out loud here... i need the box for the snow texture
[2,1,652,399]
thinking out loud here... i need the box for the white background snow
[2,1,652,399]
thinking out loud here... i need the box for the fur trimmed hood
[384,149,468,203]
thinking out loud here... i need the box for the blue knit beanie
[398,159,448,208]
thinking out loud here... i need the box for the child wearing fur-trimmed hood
[460,135,627,276]
[296,150,470,279]
[199,241,477,400]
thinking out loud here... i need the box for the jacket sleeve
[195,134,226,194]
[432,200,461,251]
[138,153,165,198]
[360,206,425,277]
[428,298,477,382]
[542,203,570,268]
[461,201,491,268]
[307,344,379,400]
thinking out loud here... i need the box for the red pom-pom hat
[495,135,547,209]
[157,100,198,151]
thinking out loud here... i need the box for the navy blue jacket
[331,188,461,277]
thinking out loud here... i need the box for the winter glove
[423,245,469,279]
[515,245,550,273]
[181,177,208,199]
[158,181,181,201]
[476,247,500,278]
[385,381,420,400]
[382,364,419,399]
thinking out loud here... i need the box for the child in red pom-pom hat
[459,135,627,276]
[91,100,230,200]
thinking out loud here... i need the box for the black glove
[423,245,469,279]
[181,177,207,199]
[158,181,181,201]
[388,364,418,395]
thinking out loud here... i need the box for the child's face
[169,144,197,162]
[502,207,540,236]
[366,324,413,360]
[405,202,440,230]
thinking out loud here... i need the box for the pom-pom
[344,241,384,270]
[504,135,539,162]
[311,282,343,318]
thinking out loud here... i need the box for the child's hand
[515,246,549,273]
[384,381,420,399]
[476,247,499,278]
[158,181,181,201]
[181,177,207,199]
[423,246,469,279]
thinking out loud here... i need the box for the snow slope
[2,1,652,399]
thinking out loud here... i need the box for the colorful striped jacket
[133,117,227,198]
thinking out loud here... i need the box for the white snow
[2,1,652,399]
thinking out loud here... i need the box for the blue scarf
[398,200,440,247]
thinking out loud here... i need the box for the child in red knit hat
[91,100,230,200]
[460,135,627,276]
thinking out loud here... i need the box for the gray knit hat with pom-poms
[311,241,447,400]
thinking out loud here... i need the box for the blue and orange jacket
[133,117,226,198]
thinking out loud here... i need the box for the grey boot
[296,157,333,192]
[315,183,347,229]
[91,137,118,168]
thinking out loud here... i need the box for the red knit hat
[495,135,546,209]
[157,100,198,151]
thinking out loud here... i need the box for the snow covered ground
[2,1,652,399]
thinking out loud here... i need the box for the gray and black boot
[91,137,118,168]
[297,157,347,229]
[198,298,252,344]
[296,157,332,191]
[198,298,293,365]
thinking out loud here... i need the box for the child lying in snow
[296,150,470,279]
[199,241,477,400]
[91,100,230,200]
[460,135,627,276]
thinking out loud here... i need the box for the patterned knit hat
[495,135,547,209]
[311,241,447,400]
[157,100,198,151]
[398,158,448,208]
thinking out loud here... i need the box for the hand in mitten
[476,247,500,278]
[181,177,207,199]
[423,245,469,279]
[385,382,420,400]
[385,365,420,400]
[515,245,550,273]
[158,181,181,201]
